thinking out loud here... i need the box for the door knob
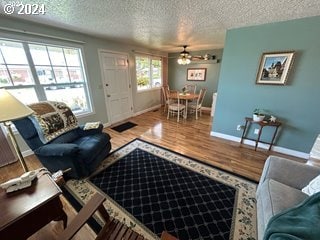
[107,94,111,97]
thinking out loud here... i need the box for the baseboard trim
[201,107,211,112]
[210,131,309,159]
[22,149,34,157]
[133,104,161,117]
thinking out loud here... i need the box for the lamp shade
[0,89,33,122]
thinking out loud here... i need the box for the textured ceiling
[0,0,320,52]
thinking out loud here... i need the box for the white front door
[99,51,133,124]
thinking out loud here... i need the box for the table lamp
[0,89,34,172]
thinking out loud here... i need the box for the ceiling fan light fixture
[177,45,191,65]
[177,56,191,65]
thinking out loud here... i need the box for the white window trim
[0,36,93,116]
[135,54,163,92]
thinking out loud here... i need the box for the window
[135,55,162,91]
[0,39,91,115]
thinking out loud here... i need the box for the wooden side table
[0,173,67,240]
[240,117,282,151]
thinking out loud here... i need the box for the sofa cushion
[258,179,308,228]
[50,129,80,144]
[34,143,79,157]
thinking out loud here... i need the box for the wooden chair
[161,86,170,113]
[183,84,197,94]
[59,192,144,240]
[59,192,178,240]
[189,88,207,119]
[167,90,185,122]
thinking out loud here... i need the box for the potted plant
[181,86,188,95]
[253,108,265,122]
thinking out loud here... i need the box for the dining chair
[167,90,185,122]
[59,191,178,240]
[161,86,170,113]
[189,88,207,119]
[184,84,197,94]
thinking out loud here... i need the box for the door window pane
[7,65,34,85]
[48,47,66,66]
[0,41,28,64]
[35,66,55,84]
[0,65,11,87]
[29,45,51,65]
[64,48,81,66]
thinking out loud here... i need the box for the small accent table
[0,173,67,240]
[240,117,282,151]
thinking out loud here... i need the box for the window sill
[137,87,162,93]
[73,111,95,119]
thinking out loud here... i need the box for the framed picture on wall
[256,51,295,85]
[187,68,207,81]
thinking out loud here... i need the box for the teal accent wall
[212,16,320,153]
[168,49,223,107]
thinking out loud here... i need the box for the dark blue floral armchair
[13,101,111,179]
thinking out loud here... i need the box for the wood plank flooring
[0,108,307,239]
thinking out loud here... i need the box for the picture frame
[256,51,295,85]
[187,68,207,81]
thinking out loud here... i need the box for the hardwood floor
[0,108,307,239]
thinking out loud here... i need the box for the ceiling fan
[175,45,216,65]
[176,45,191,65]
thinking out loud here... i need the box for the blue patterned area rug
[65,139,257,240]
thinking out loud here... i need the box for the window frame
[0,37,93,117]
[135,54,163,93]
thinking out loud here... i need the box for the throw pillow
[302,174,320,196]
[83,121,101,130]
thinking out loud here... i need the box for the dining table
[169,92,199,119]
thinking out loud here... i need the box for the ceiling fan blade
[191,55,204,60]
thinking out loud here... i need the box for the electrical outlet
[254,129,260,134]
[237,125,243,131]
